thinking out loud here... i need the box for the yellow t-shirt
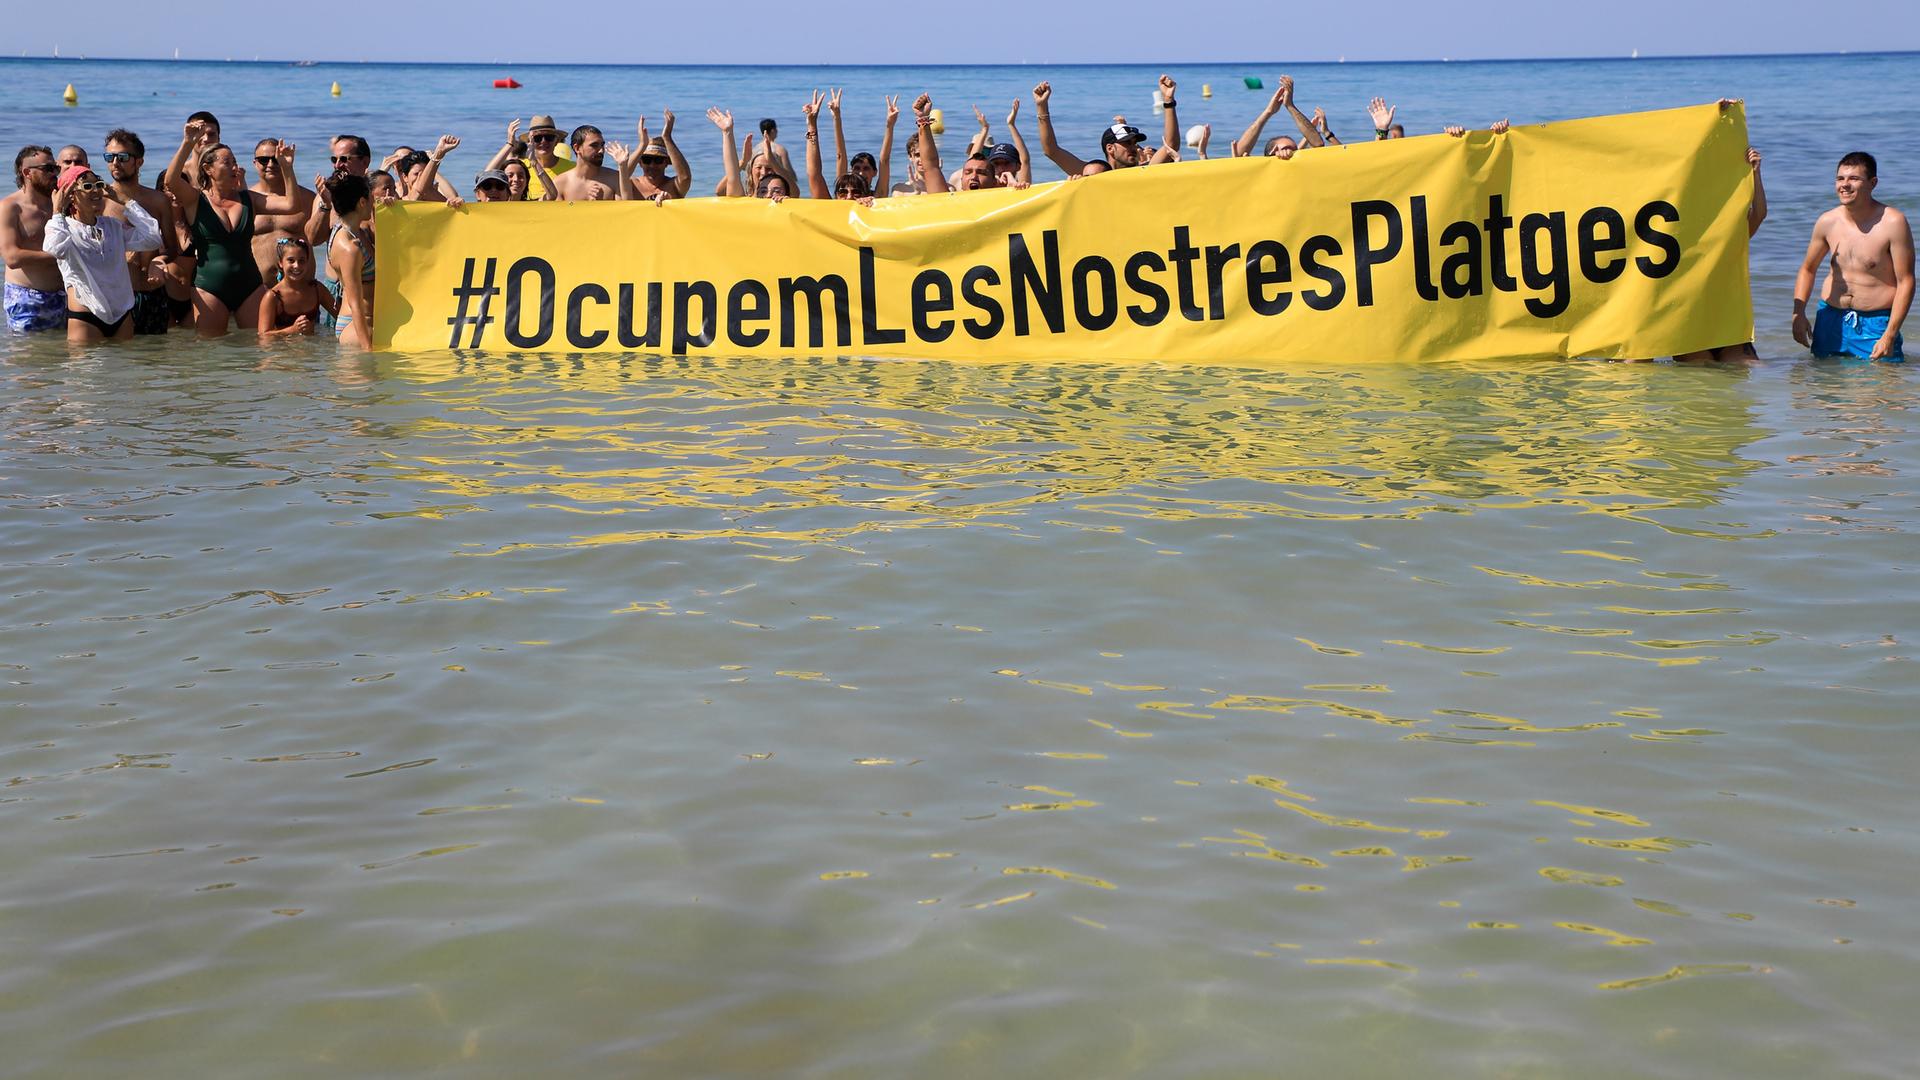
[518,151,573,200]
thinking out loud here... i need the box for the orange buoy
[493,78,521,89]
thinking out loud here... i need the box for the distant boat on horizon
[1631,48,1640,59]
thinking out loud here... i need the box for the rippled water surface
[5,50,1920,1080]
[4,336,1915,1078]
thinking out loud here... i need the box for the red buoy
[493,78,521,89]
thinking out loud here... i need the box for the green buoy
[1243,76,1263,89]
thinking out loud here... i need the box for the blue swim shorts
[1812,301,1904,361]
[5,282,68,333]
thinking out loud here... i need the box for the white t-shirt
[44,202,162,323]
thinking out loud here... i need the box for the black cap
[1100,123,1147,149]
[985,142,1019,164]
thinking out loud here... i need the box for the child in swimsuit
[257,238,337,339]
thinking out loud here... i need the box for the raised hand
[431,134,459,159]
[662,110,676,139]
[1032,81,1051,109]
[1747,146,1762,170]
[184,118,213,145]
[1368,96,1395,130]
[828,88,843,117]
[1312,106,1327,129]
[1277,76,1295,108]
[277,142,298,170]
[706,107,733,133]
[1158,74,1176,101]
[1490,119,1510,135]
[607,141,633,169]
[802,89,824,125]
[1265,85,1286,116]
[973,105,989,134]
[913,93,933,122]
[637,116,652,146]
[505,118,521,145]
[885,95,900,127]
[1006,98,1021,127]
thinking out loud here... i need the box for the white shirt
[44,202,162,323]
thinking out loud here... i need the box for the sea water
[1,55,1916,1078]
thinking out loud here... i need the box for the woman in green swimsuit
[161,118,306,335]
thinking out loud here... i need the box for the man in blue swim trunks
[1792,151,1914,361]
[2,145,68,333]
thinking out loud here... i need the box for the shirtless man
[620,113,692,201]
[550,125,619,201]
[1032,76,1180,178]
[248,138,316,283]
[101,129,177,335]
[915,94,1021,195]
[57,145,90,169]
[1792,151,1914,361]
[302,134,371,248]
[2,146,65,333]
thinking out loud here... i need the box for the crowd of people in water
[0,74,1910,359]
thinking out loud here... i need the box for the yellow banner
[375,103,1751,362]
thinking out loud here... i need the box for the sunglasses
[26,162,59,173]
[330,154,361,164]
[72,179,106,193]
[478,181,509,192]
[254,155,278,166]
[103,151,136,163]
[640,155,668,165]
[530,133,559,143]
[275,237,309,248]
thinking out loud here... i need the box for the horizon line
[4,48,1917,68]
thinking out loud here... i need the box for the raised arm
[1005,98,1031,185]
[608,141,637,200]
[1745,147,1767,237]
[709,108,742,198]
[660,110,693,197]
[1282,80,1326,148]
[1312,107,1341,146]
[486,119,521,171]
[1032,81,1092,177]
[403,137,453,201]
[1152,74,1180,164]
[802,90,830,199]
[162,119,211,224]
[1368,97,1396,140]
[1232,84,1286,157]
[827,89,849,182]
[877,95,898,197]
[916,94,950,195]
[968,105,991,159]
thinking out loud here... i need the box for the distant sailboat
[1631,48,1640,59]
[174,47,180,60]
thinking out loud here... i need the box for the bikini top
[331,222,377,284]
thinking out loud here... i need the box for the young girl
[257,237,337,339]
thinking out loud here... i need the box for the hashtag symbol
[447,257,499,349]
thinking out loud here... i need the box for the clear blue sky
[12,0,1918,64]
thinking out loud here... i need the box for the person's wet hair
[833,173,871,199]
[325,171,372,214]
[397,150,430,176]
[1838,151,1878,178]
[105,129,145,158]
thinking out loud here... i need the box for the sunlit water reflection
[3,337,1915,1078]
